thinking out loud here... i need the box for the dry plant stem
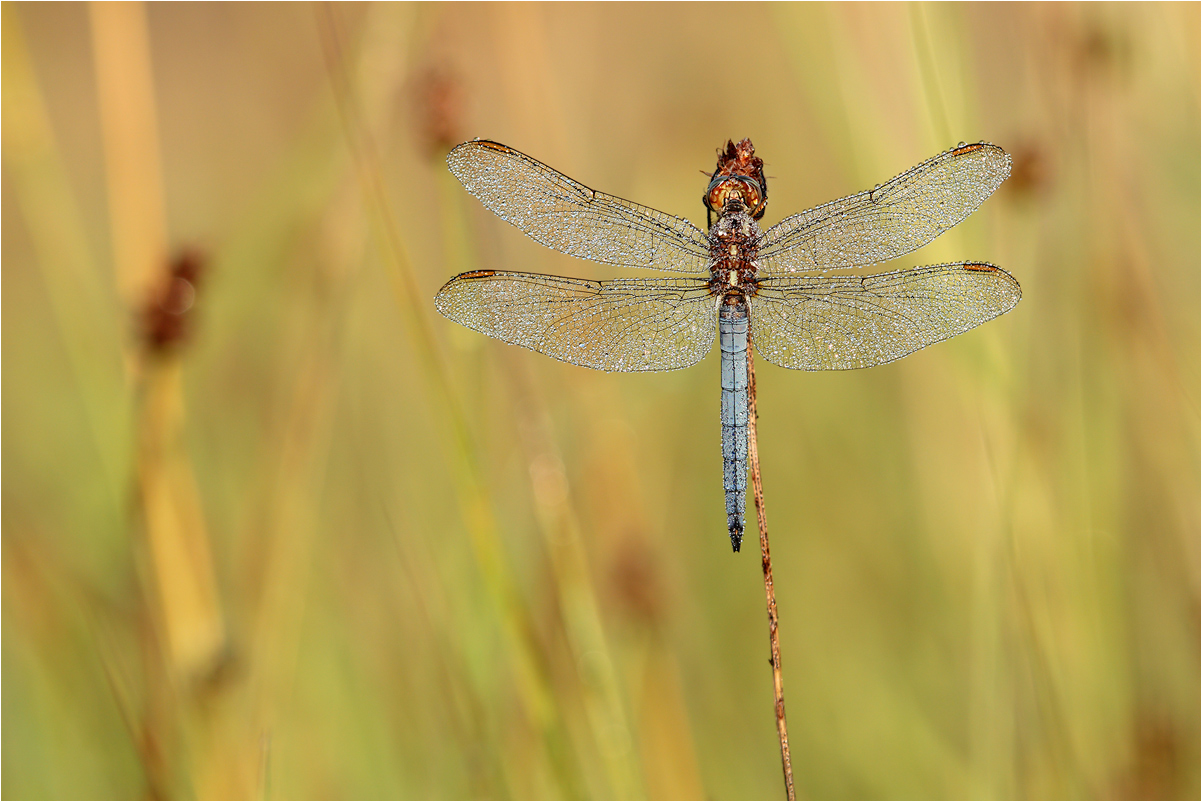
[747,342,795,801]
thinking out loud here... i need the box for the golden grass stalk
[88,1,169,306]
[91,0,226,689]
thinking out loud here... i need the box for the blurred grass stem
[2,6,126,503]
[88,1,168,305]
[747,340,795,800]
[315,3,569,787]
[909,3,953,147]
[90,4,228,795]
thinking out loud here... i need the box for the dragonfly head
[704,139,767,220]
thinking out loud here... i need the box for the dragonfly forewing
[447,140,710,273]
[748,262,1021,371]
[757,143,1012,276]
[434,270,717,372]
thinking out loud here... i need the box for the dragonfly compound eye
[706,176,764,216]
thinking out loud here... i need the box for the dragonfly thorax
[708,204,760,296]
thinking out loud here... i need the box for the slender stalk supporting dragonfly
[435,139,1020,551]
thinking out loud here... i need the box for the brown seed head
[714,139,764,181]
[414,67,464,157]
[142,249,205,354]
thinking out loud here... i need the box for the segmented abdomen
[719,297,749,551]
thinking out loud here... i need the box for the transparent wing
[435,270,716,372]
[758,143,1011,276]
[748,262,1021,370]
[448,140,710,274]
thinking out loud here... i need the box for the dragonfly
[435,138,1020,552]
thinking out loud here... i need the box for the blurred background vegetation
[3,2,1198,799]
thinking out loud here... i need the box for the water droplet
[957,141,967,149]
